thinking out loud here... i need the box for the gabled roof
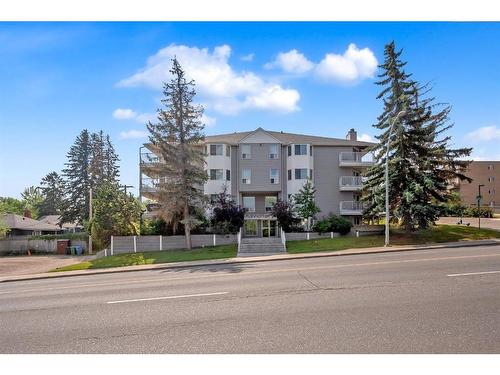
[1,214,62,231]
[204,128,375,147]
[237,127,283,144]
[38,215,83,229]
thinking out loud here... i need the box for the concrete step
[238,237,286,256]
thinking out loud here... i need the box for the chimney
[24,209,32,219]
[347,128,357,141]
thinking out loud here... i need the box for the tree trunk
[184,203,192,249]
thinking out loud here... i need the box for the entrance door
[262,220,277,237]
[244,220,258,237]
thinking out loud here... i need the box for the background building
[452,161,500,211]
[139,127,374,237]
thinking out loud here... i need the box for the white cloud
[264,49,314,74]
[117,44,300,115]
[119,130,149,140]
[112,108,137,120]
[358,133,375,143]
[135,113,157,124]
[201,114,216,128]
[315,43,378,83]
[240,53,254,62]
[465,126,500,142]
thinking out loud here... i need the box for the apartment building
[139,127,374,237]
[451,161,500,210]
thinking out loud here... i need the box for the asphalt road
[1,244,500,353]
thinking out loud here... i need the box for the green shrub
[313,214,352,235]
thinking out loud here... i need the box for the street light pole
[385,110,407,247]
[88,187,93,255]
[478,184,485,230]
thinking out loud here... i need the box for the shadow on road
[158,262,255,274]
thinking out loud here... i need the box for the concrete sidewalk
[2,238,500,283]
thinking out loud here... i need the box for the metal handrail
[237,227,242,253]
[339,152,373,163]
[339,201,365,211]
[339,175,364,187]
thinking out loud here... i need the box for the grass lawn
[52,244,237,272]
[51,224,500,272]
[287,224,500,254]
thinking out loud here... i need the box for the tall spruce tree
[61,129,92,225]
[104,134,120,182]
[145,58,207,249]
[363,41,472,231]
[38,171,65,216]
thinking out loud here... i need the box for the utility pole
[121,184,134,195]
[88,187,93,254]
[478,184,485,230]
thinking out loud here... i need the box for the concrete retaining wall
[110,234,238,255]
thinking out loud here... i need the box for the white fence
[108,234,238,256]
[0,238,87,255]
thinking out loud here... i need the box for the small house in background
[0,213,63,237]
[37,215,84,233]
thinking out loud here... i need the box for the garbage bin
[75,246,83,256]
[57,240,70,255]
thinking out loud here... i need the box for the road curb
[2,239,500,283]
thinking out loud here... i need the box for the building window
[310,145,313,156]
[210,169,223,180]
[243,196,255,212]
[242,169,251,184]
[295,168,308,180]
[288,145,292,156]
[210,194,218,203]
[310,169,313,179]
[226,145,231,157]
[489,164,495,170]
[270,169,279,184]
[288,169,292,181]
[269,144,279,159]
[226,170,231,181]
[265,196,277,212]
[241,144,251,159]
[294,144,307,156]
[489,176,496,182]
[210,144,223,156]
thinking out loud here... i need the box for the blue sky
[1,22,500,199]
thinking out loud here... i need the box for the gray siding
[280,145,287,200]
[239,143,282,193]
[313,146,356,218]
[241,193,278,214]
[231,145,239,201]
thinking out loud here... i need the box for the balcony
[339,176,364,191]
[340,201,364,215]
[140,152,163,165]
[141,178,166,193]
[339,152,373,168]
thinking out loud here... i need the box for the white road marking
[106,291,228,304]
[447,270,500,277]
[3,252,500,296]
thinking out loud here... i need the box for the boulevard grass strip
[286,224,500,254]
[51,225,500,272]
[52,244,237,272]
